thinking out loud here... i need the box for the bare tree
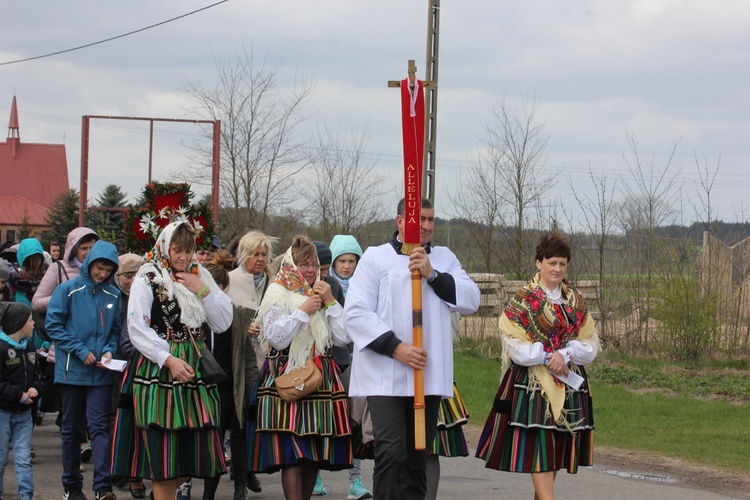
[567,162,620,343]
[301,123,390,243]
[178,47,315,238]
[484,96,552,277]
[616,131,681,351]
[449,156,508,274]
[690,154,746,352]
[690,153,721,234]
[617,132,681,241]
[448,95,551,277]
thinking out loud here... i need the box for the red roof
[0,195,50,226]
[0,96,69,210]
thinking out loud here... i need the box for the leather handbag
[274,358,323,403]
[187,329,227,385]
[195,346,228,385]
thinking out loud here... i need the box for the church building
[0,96,70,243]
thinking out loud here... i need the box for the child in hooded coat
[0,302,44,500]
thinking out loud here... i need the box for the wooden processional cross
[388,60,434,450]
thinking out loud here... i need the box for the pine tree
[43,189,79,249]
[18,209,33,240]
[86,184,128,251]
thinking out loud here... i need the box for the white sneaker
[176,480,192,500]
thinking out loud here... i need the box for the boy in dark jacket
[0,302,44,500]
[47,241,121,500]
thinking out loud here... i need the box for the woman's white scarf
[256,246,331,370]
[136,221,218,329]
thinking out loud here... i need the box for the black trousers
[203,427,247,498]
[368,395,441,500]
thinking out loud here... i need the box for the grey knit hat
[0,260,11,281]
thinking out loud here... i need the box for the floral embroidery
[274,259,314,296]
[504,277,590,356]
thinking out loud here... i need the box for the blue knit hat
[329,235,363,265]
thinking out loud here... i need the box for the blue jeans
[0,409,34,500]
[59,384,113,492]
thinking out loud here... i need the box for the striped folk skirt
[248,354,352,473]
[475,363,594,474]
[432,382,470,457]
[111,340,227,480]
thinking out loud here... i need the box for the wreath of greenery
[123,182,215,254]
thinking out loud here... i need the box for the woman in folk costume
[251,235,352,500]
[476,232,599,500]
[111,222,233,500]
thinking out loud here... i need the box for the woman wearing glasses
[249,235,352,499]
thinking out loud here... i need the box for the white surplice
[344,242,480,398]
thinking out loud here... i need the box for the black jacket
[326,276,352,367]
[0,338,44,413]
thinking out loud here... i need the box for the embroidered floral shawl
[499,273,596,425]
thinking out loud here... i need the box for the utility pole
[423,0,440,204]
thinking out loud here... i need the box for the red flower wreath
[123,182,216,254]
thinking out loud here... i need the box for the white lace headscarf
[137,221,220,329]
[256,245,331,370]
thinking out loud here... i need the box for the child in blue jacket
[0,302,44,500]
[47,241,120,500]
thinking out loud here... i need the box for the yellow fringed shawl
[499,273,596,426]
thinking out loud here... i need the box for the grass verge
[454,349,750,474]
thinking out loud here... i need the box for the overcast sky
[1,0,748,228]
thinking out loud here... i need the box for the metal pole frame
[78,115,221,226]
[423,0,440,203]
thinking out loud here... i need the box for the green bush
[651,246,720,360]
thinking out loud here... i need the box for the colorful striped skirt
[432,383,470,457]
[111,340,227,480]
[249,354,352,473]
[475,364,594,474]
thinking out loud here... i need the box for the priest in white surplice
[344,198,480,500]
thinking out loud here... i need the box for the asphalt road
[2,414,747,499]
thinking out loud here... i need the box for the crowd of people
[0,198,600,500]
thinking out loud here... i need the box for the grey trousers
[368,395,441,500]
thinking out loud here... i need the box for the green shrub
[651,246,720,361]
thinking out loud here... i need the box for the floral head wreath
[124,182,215,254]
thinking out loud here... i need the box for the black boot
[233,480,247,500]
[246,472,262,493]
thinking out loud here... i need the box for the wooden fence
[468,273,601,317]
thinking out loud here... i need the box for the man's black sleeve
[367,331,402,358]
[428,271,456,305]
